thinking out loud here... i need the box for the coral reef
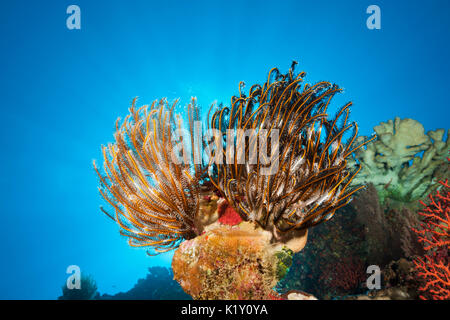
[349,117,449,203]
[94,63,422,300]
[171,219,292,299]
[379,258,420,299]
[412,175,450,300]
[279,154,449,300]
[346,257,431,300]
[170,63,374,300]
[277,183,424,299]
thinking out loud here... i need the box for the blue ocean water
[0,0,448,299]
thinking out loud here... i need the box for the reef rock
[344,258,420,300]
[171,217,298,300]
[346,286,412,300]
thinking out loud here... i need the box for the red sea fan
[414,179,450,251]
[412,169,450,300]
[414,254,450,300]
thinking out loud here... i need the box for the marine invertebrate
[209,62,374,239]
[412,172,450,300]
[414,178,450,251]
[414,255,450,300]
[348,117,449,203]
[93,98,207,255]
[94,63,377,300]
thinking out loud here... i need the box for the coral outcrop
[349,117,449,203]
[277,183,424,299]
[379,258,420,299]
[171,217,296,300]
[279,154,449,300]
[94,63,378,300]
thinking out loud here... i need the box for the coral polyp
[93,98,207,255]
[209,62,375,238]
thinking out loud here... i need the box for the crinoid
[93,98,208,255]
[208,62,375,240]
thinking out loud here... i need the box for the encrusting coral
[348,117,449,203]
[172,201,298,300]
[172,219,289,299]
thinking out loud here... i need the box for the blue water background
[0,0,449,299]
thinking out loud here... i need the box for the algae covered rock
[349,117,449,203]
[171,221,295,300]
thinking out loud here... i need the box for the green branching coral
[348,117,449,203]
